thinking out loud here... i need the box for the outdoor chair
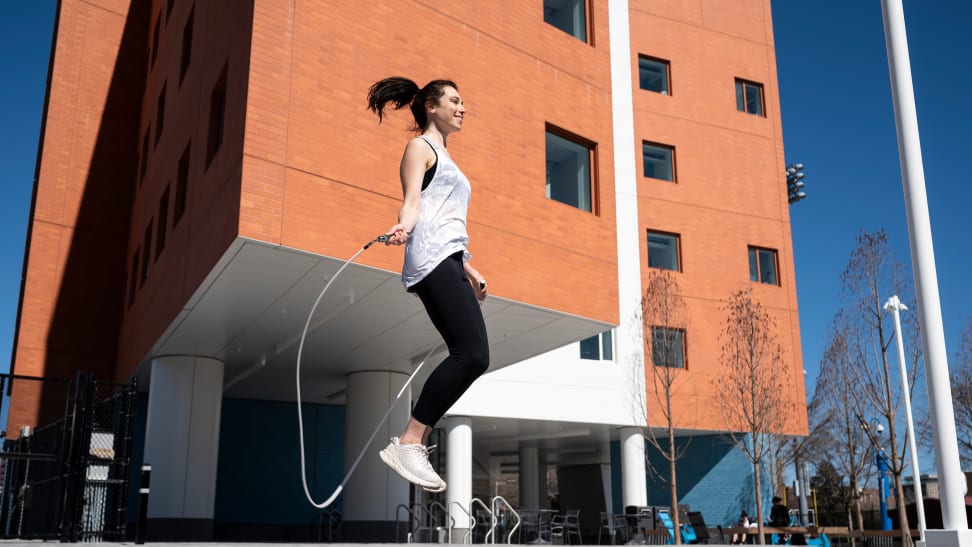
[551,509,582,544]
[598,512,629,544]
[686,510,711,544]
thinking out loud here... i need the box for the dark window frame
[735,78,765,116]
[542,0,593,45]
[156,185,170,261]
[180,6,194,84]
[139,129,150,184]
[748,246,780,285]
[545,123,599,215]
[155,81,167,146]
[650,326,687,369]
[646,229,681,272]
[638,54,671,95]
[175,142,190,225]
[141,222,153,286]
[579,330,614,361]
[150,15,161,67]
[128,251,139,307]
[642,140,676,182]
[206,64,228,169]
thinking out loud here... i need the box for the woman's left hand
[473,278,487,302]
[463,261,487,301]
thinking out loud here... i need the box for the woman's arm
[384,138,435,245]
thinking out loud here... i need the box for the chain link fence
[0,372,136,542]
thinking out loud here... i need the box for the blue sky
[772,0,972,393]
[0,2,968,468]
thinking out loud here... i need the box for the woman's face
[428,86,465,134]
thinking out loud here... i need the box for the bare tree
[838,229,921,546]
[813,317,874,533]
[952,318,972,467]
[715,287,795,545]
[641,269,692,543]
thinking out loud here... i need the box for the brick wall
[630,0,807,435]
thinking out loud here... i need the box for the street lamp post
[884,295,926,543]
[875,446,893,532]
[858,419,892,531]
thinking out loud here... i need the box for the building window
[650,327,686,368]
[207,64,228,168]
[647,230,680,271]
[155,82,167,146]
[643,141,675,182]
[638,56,670,95]
[128,251,139,307]
[546,126,594,213]
[150,15,161,67]
[139,130,150,184]
[141,222,153,286]
[735,79,764,116]
[175,142,190,225]
[156,186,170,260]
[543,0,587,43]
[180,6,194,83]
[580,330,613,361]
[748,246,778,285]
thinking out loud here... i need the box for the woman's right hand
[384,223,409,245]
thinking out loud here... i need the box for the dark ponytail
[367,76,458,131]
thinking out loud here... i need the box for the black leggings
[410,252,490,426]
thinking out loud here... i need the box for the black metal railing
[0,372,136,542]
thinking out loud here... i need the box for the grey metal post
[135,464,150,544]
[795,459,809,527]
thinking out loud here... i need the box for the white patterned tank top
[402,135,471,289]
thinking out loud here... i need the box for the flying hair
[367,76,458,131]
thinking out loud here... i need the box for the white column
[519,443,541,509]
[144,356,224,528]
[880,2,970,544]
[620,427,647,509]
[446,416,473,538]
[343,371,410,522]
[608,0,648,428]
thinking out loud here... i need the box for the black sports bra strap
[419,136,438,191]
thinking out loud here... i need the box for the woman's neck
[423,126,448,148]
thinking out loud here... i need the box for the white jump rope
[296,233,440,509]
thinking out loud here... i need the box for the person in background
[732,510,750,544]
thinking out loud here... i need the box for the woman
[731,510,750,544]
[367,77,489,492]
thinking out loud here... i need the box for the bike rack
[490,495,520,544]
[429,500,454,543]
[412,502,438,543]
[450,497,490,544]
[396,503,421,543]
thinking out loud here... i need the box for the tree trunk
[669,430,681,544]
[854,492,864,533]
[754,460,765,545]
[894,474,912,547]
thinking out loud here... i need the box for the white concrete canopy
[132,237,613,403]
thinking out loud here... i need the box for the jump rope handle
[363,232,410,249]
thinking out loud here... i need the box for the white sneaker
[379,437,447,492]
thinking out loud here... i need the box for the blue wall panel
[214,398,345,524]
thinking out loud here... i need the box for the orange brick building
[12,0,807,540]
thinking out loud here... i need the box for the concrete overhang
[134,237,613,402]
